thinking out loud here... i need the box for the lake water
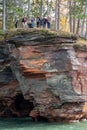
[0,117,87,130]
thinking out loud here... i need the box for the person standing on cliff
[14,17,18,28]
[22,16,28,28]
[47,16,51,29]
[31,16,35,28]
[36,16,41,28]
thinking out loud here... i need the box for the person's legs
[32,22,34,28]
[22,22,27,28]
[37,22,39,28]
[15,22,17,28]
[47,22,50,29]
[22,22,24,28]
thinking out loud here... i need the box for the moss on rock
[5,28,77,40]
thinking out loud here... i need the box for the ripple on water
[0,118,87,130]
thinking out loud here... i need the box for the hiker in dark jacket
[14,17,18,28]
[36,16,40,28]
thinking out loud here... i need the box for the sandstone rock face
[0,29,87,122]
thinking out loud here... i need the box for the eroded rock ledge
[0,29,87,122]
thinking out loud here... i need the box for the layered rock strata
[0,29,87,122]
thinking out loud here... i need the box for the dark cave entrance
[14,93,34,117]
[14,93,48,122]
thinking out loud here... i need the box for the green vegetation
[0,28,86,45]
[0,29,4,41]
[4,28,77,40]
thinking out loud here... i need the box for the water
[0,117,87,130]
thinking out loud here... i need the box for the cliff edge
[0,29,87,122]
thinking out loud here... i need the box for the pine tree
[3,0,6,32]
[55,0,60,30]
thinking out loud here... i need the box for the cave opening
[37,116,49,122]
[14,93,48,122]
[14,93,34,117]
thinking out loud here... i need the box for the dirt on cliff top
[5,28,77,40]
[0,29,87,50]
[4,28,87,41]
[4,28,77,47]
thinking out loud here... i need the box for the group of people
[14,16,51,29]
[36,16,51,29]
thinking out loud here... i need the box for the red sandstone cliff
[0,29,87,122]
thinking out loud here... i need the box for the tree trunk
[47,0,49,17]
[18,0,23,13]
[69,0,73,32]
[76,19,80,35]
[28,0,31,19]
[73,18,76,33]
[19,0,23,9]
[79,1,86,37]
[55,0,60,30]
[85,1,87,39]
[80,19,85,37]
[40,0,43,18]
[0,1,3,29]
[3,0,6,32]
[14,0,17,18]
[72,0,76,34]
